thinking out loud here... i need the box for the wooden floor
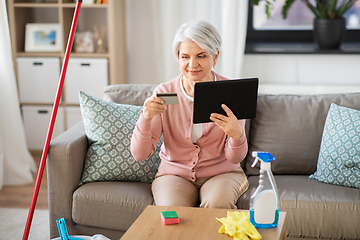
[0,151,48,209]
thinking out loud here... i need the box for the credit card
[156,93,179,105]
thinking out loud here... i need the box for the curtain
[0,0,35,190]
[125,0,248,84]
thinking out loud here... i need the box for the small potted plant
[252,0,359,49]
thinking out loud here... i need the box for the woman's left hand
[209,104,243,139]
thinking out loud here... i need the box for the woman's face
[178,41,218,84]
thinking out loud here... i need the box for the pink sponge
[161,211,180,225]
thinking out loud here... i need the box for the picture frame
[25,23,62,52]
[74,31,95,53]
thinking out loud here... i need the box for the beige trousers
[151,167,249,209]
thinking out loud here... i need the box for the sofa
[47,84,360,240]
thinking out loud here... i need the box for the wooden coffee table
[120,205,286,240]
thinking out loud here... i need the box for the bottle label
[254,190,276,224]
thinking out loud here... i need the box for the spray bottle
[249,151,279,228]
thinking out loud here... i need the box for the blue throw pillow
[79,91,162,185]
[310,103,360,188]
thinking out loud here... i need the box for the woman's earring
[212,65,216,70]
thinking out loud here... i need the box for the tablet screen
[193,78,258,124]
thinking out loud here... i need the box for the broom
[22,1,83,239]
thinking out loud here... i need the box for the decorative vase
[313,18,346,49]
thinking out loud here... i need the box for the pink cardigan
[131,73,248,182]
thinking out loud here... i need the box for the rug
[0,208,49,240]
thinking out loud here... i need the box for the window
[253,0,314,30]
[247,0,360,44]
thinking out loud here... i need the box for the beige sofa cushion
[237,175,360,239]
[245,93,360,175]
[103,84,157,106]
[72,182,154,232]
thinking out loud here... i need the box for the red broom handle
[22,1,82,240]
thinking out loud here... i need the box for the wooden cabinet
[7,0,127,86]
[6,0,127,149]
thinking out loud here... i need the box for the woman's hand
[209,104,243,139]
[142,96,167,120]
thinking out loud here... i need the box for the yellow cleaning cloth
[216,211,262,240]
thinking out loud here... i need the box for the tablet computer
[193,78,258,123]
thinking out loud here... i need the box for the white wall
[124,1,360,94]
[241,54,360,94]
[125,0,249,84]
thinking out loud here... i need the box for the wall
[126,1,360,93]
[125,0,166,85]
[241,54,360,94]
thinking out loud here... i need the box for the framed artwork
[25,23,62,52]
[74,31,95,53]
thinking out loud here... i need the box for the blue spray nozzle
[56,218,84,240]
[251,151,276,168]
[255,152,276,162]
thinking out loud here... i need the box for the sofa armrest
[47,121,88,238]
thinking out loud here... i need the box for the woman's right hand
[142,96,167,120]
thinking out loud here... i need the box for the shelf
[13,3,108,8]
[14,3,59,7]
[8,0,127,88]
[17,52,61,57]
[8,0,126,149]
[61,3,107,8]
[20,102,84,108]
[20,103,81,107]
[69,52,109,58]
[245,42,360,54]
[20,102,60,106]
[16,52,109,58]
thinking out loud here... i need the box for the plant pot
[313,18,346,49]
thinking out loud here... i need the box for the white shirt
[180,74,217,143]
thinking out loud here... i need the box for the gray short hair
[172,20,221,59]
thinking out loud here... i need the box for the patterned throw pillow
[310,103,360,188]
[79,91,162,185]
